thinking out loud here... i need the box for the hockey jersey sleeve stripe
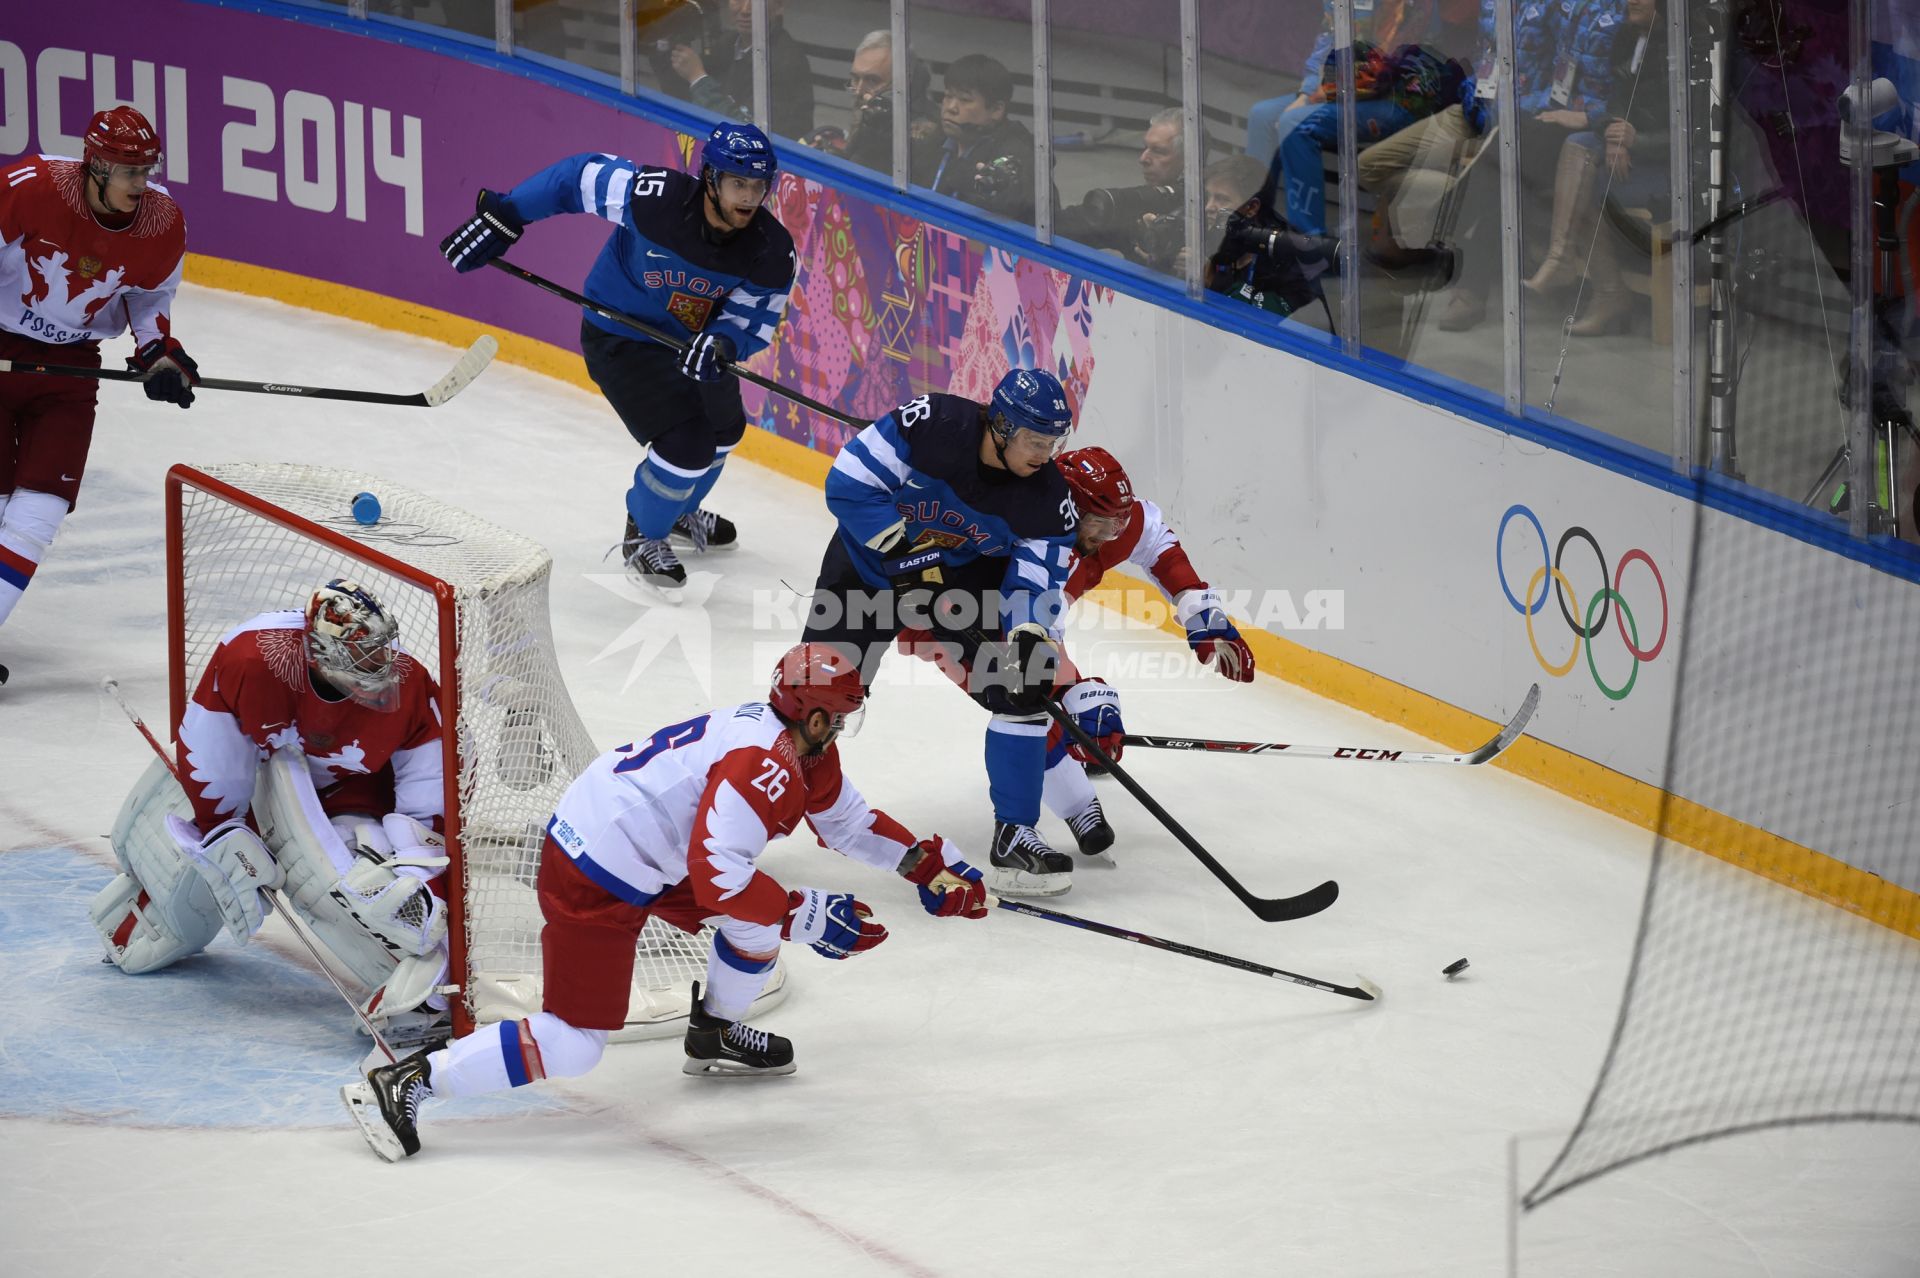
[710,284,791,360]
[502,152,627,223]
[853,422,912,482]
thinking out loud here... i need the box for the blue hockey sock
[679,443,735,518]
[628,452,706,540]
[985,715,1048,825]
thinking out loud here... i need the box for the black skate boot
[340,1051,433,1161]
[623,518,687,600]
[671,507,737,553]
[683,981,795,1077]
[988,821,1074,897]
[1064,797,1115,858]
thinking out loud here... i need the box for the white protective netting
[169,462,784,1040]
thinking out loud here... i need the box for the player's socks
[0,530,43,627]
[704,930,777,1019]
[984,715,1048,824]
[683,980,795,1077]
[628,452,702,540]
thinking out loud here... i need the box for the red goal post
[164,462,785,1040]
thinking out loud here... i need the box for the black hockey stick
[951,620,1337,923]
[0,335,498,408]
[1045,697,1339,922]
[485,258,864,428]
[1125,682,1541,767]
[992,896,1380,1001]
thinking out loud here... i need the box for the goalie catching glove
[783,888,888,960]
[897,836,989,918]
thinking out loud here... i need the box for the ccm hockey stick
[992,896,1380,1001]
[1044,699,1340,922]
[486,258,865,428]
[100,677,399,1064]
[1,335,498,408]
[943,616,1338,924]
[1126,683,1542,767]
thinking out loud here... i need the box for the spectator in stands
[1525,0,1667,335]
[1243,0,1443,167]
[802,31,940,174]
[1422,0,1624,331]
[662,0,815,140]
[1355,0,1557,272]
[915,54,1039,222]
[1269,42,1467,239]
[1189,154,1337,322]
[1056,109,1202,269]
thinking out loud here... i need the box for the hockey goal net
[165,462,785,1040]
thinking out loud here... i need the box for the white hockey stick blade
[422,335,499,407]
[1463,682,1541,765]
[1353,975,1384,1001]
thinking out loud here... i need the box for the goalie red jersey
[0,155,186,348]
[175,611,445,833]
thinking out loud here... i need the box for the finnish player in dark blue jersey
[804,369,1087,896]
[439,122,796,599]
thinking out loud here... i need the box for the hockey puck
[352,491,382,525]
[1442,958,1470,979]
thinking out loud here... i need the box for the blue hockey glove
[898,836,988,918]
[1186,608,1255,682]
[783,888,888,959]
[440,190,522,273]
[1061,677,1125,764]
[678,330,735,382]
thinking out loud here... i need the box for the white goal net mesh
[168,462,784,1040]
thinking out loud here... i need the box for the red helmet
[769,642,866,728]
[84,106,162,169]
[1057,446,1135,521]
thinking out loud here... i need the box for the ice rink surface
[3,285,1915,1277]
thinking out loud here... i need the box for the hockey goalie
[90,579,454,1050]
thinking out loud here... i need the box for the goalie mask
[306,579,400,709]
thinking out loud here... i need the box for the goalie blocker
[92,749,453,1044]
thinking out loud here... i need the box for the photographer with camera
[915,54,1040,222]
[1189,155,1338,323]
[802,31,940,175]
[1056,109,1200,270]
[653,0,815,141]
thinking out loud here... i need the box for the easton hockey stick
[992,896,1380,1001]
[100,677,400,1064]
[1126,683,1542,767]
[485,258,865,428]
[0,335,498,408]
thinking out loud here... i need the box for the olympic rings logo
[1495,505,1669,701]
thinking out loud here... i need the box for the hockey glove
[1003,622,1061,715]
[783,888,888,960]
[898,836,989,919]
[678,329,735,382]
[1061,677,1125,764]
[128,337,199,408]
[1187,608,1255,682]
[440,189,523,273]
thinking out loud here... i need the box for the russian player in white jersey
[341,642,989,1162]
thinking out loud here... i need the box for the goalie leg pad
[90,871,222,975]
[252,749,402,990]
[165,814,283,942]
[360,951,452,1052]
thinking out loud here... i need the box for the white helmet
[305,578,399,707]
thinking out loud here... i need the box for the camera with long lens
[1075,183,1180,233]
[1134,210,1187,266]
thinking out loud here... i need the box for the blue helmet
[989,368,1074,440]
[701,122,778,182]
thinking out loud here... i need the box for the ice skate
[671,507,737,553]
[988,820,1073,896]
[683,981,795,1077]
[341,1050,432,1161]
